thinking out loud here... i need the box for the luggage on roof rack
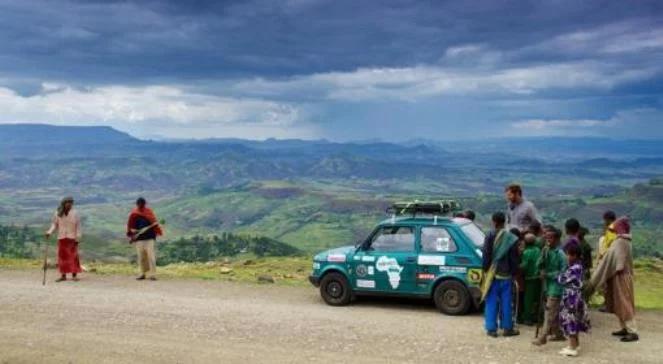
[386,200,462,216]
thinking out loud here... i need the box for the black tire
[433,280,471,315]
[320,272,352,306]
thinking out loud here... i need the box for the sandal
[620,333,639,342]
[559,347,578,357]
[612,328,629,336]
[55,277,67,282]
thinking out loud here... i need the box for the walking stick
[42,237,49,286]
[513,280,520,329]
[534,277,546,338]
[128,219,165,243]
[535,248,549,339]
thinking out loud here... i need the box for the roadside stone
[243,259,254,266]
[257,274,275,283]
[219,267,233,274]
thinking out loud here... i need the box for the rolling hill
[0,124,661,259]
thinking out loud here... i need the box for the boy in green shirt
[528,220,546,249]
[520,233,541,325]
[533,226,568,345]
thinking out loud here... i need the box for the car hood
[314,245,355,261]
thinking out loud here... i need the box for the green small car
[309,203,486,315]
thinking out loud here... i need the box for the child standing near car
[533,226,567,346]
[481,212,520,338]
[557,244,590,357]
[519,233,541,325]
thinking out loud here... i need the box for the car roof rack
[386,200,462,218]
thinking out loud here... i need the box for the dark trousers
[522,279,542,323]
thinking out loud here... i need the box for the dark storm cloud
[0,0,660,83]
[0,0,662,140]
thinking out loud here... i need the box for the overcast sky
[0,0,662,140]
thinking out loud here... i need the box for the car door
[414,225,462,293]
[352,225,417,294]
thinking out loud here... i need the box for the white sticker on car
[361,256,375,262]
[356,279,376,288]
[417,255,446,266]
[327,254,346,263]
[368,266,375,275]
[437,237,451,252]
[439,266,467,273]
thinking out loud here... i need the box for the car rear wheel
[434,280,471,315]
[320,272,352,306]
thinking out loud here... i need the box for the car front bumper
[308,274,321,287]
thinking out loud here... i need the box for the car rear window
[455,220,485,248]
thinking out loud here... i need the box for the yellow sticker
[468,269,482,284]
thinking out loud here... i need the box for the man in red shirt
[127,197,163,281]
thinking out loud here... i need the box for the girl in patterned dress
[557,243,590,357]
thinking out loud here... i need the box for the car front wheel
[320,272,352,306]
[433,280,471,315]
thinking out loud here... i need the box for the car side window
[421,227,457,253]
[369,226,415,252]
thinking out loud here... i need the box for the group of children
[482,213,594,357]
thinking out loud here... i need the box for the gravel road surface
[1,270,661,364]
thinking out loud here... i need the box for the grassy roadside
[2,257,663,309]
[0,256,313,287]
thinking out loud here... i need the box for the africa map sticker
[376,256,403,289]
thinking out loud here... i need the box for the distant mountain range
[2,123,662,157]
[0,124,137,145]
[0,124,661,198]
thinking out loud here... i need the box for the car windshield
[453,218,485,248]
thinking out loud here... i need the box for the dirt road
[1,270,661,364]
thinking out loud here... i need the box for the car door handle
[406,256,416,263]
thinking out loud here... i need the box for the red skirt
[57,238,82,274]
